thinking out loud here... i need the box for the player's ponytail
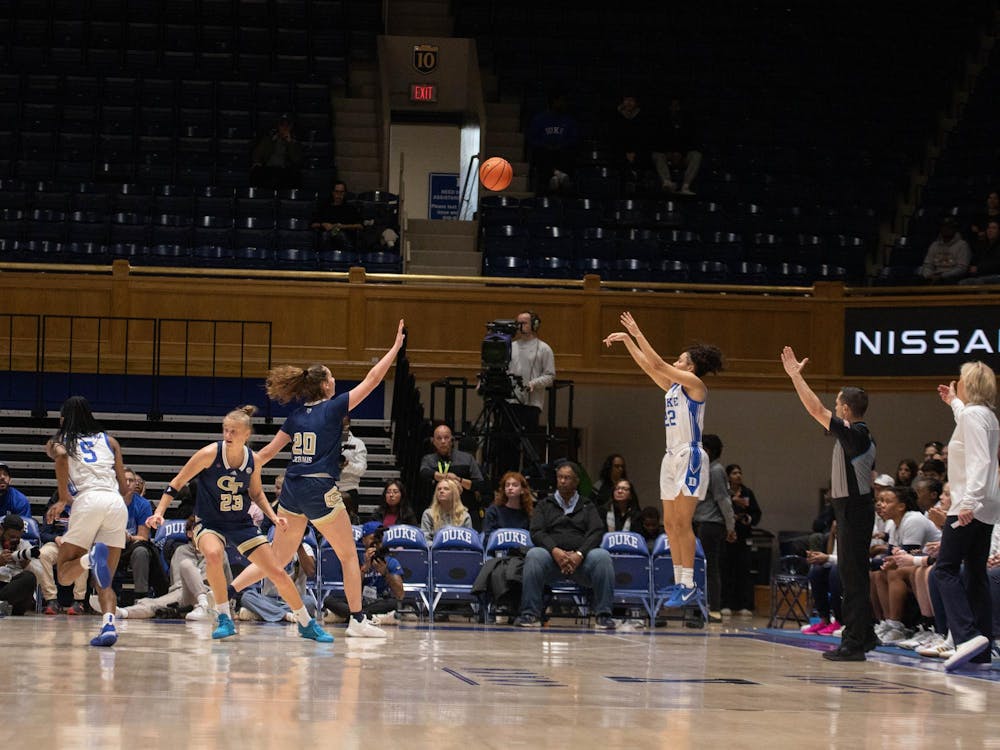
[265,364,328,403]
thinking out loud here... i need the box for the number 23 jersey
[195,442,255,525]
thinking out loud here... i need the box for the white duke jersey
[664,383,705,451]
[66,432,119,497]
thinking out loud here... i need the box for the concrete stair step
[387,16,454,36]
[407,218,478,236]
[336,110,377,128]
[407,263,480,276]
[335,155,379,171]
[408,248,478,267]
[409,237,475,254]
[336,139,378,157]
[333,96,377,113]
[337,170,382,192]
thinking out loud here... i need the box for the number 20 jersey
[280,393,349,479]
[664,383,704,452]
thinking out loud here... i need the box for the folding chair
[601,531,653,622]
[381,524,430,617]
[650,534,709,624]
[429,525,484,621]
[316,525,364,602]
[769,555,811,629]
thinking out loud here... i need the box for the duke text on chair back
[429,525,484,620]
[601,531,653,621]
[381,524,430,616]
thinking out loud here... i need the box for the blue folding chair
[316,525,364,601]
[482,527,533,622]
[650,534,709,623]
[429,525,484,621]
[153,519,189,576]
[381,524,430,617]
[601,531,653,621]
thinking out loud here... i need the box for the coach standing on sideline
[782,346,877,661]
[933,362,1000,671]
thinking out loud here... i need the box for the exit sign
[409,83,437,102]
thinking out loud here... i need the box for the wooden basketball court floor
[5,615,1000,748]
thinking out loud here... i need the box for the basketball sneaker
[370,611,400,627]
[66,601,86,616]
[299,618,335,643]
[89,543,112,589]
[90,624,118,647]
[212,613,237,639]
[345,615,387,638]
[917,633,955,658]
[43,600,60,615]
[186,604,214,622]
[801,620,830,635]
[817,621,841,636]
[945,635,990,672]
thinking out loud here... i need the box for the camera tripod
[467,392,545,481]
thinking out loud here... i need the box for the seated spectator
[0,514,38,615]
[960,219,1000,284]
[637,506,664,551]
[801,522,841,635]
[121,467,169,602]
[250,113,303,189]
[589,453,632,507]
[420,478,473,540]
[513,461,616,629]
[968,190,1000,240]
[323,522,403,625]
[922,441,944,462]
[652,96,703,195]
[103,516,228,621]
[525,91,580,195]
[482,471,535,539]
[240,540,317,623]
[310,182,364,251]
[598,478,642,533]
[895,458,919,487]
[918,458,947,483]
[0,462,31,519]
[913,477,943,513]
[919,217,970,282]
[373,479,418,527]
[610,94,657,197]
[722,463,762,617]
[418,422,486,527]
[337,416,368,517]
[30,491,89,614]
[872,485,941,643]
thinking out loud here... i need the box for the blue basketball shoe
[90,623,118,647]
[299,618,334,643]
[212,613,237,639]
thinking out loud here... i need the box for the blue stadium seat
[691,260,731,284]
[651,534,708,621]
[531,225,574,258]
[381,524,430,617]
[429,525,484,620]
[576,226,617,260]
[482,223,528,257]
[533,255,574,279]
[652,258,690,283]
[731,261,770,285]
[317,249,358,271]
[612,257,650,282]
[483,253,530,277]
[601,531,653,620]
[359,251,402,274]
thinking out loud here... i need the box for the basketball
[479,156,513,192]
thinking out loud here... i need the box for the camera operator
[0,513,39,615]
[338,416,368,521]
[498,311,555,474]
[322,521,404,627]
[419,421,486,526]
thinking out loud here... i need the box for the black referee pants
[831,494,876,652]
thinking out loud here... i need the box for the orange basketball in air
[479,156,513,192]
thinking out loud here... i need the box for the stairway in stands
[0,410,398,520]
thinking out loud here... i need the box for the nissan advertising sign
[844,306,1000,376]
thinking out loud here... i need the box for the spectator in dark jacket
[652,97,703,195]
[513,461,616,629]
[525,92,579,195]
[960,219,1000,284]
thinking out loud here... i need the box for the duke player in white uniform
[45,396,129,647]
[605,312,723,607]
[228,319,405,638]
